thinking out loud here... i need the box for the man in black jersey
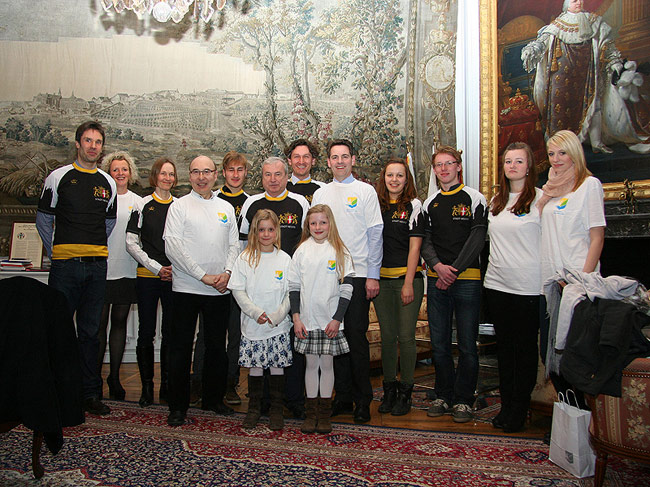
[239,156,309,419]
[36,121,117,416]
[285,139,324,204]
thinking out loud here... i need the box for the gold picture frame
[478,0,650,202]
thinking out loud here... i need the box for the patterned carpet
[1,401,648,486]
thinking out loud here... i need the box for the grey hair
[102,150,139,185]
[261,156,288,176]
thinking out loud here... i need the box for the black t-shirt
[126,193,173,276]
[380,199,425,278]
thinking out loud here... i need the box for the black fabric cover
[0,276,85,444]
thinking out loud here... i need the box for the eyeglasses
[433,161,457,169]
[190,169,216,177]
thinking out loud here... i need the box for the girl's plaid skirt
[294,328,350,356]
[238,331,293,369]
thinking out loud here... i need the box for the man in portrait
[521,0,649,153]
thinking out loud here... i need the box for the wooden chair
[0,422,44,479]
[585,357,650,487]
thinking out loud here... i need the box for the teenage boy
[420,146,488,423]
[311,139,383,423]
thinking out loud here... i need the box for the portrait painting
[480,0,650,200]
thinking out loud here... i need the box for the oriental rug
[1,401,648,486]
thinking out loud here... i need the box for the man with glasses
[420,146,487,423]
[163,155,240,426]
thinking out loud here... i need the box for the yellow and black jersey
[38,162,117,259]
[421,183,488,280]
[216,186,249,220]
[126,193,173,278]
[287,179,325,204]
[239,190,309,257]
[380,199,425,279]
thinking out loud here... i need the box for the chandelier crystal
[101,0,231,24]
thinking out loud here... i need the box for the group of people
[36,120,604,436]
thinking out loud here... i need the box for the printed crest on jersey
[392,209,409,221]
[327,260,337,272]
[346,196,358,209]
[94,186,110,200]
[279,212,299,225]
[147,205,156,212]
[451,204,472,218]
[217,212,228,223]
[70,179,78,185]
[274,270,284,280]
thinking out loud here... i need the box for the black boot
[269,375,285,431]
[137,346,154,408]
[159,343,169,403]
[378,380,398,414]
[107,374,126,400]
[243,375,263,429]
[391,381,413,416]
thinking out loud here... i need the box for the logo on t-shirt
[452,204,471,218]
[392,210,409,221]
[346,197,358,208]
[93,186,110,201]
[280,213,299,226]
[147,205,155,212]
[274,270,284,280]
[327,260,337,271]
[217,212,228,223]
[556,198,568,210]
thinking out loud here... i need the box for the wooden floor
[102,363,551,439]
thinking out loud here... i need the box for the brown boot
[301,397,318,434]
[316,397,332,434]
[268,375,285,431]
[225,376,241,405]
[243,375,263,429]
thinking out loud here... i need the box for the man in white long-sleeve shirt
[163,155,240,427]
[311,139,383,423]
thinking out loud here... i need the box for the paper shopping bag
[549,391,596,478]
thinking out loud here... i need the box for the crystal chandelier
[101,0,234,24]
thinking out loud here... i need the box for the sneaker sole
[452,416,472,423]
[426,410,447,417]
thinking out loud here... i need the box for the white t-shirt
[540,176,606,288]
[484,188,542,295]
[163,190,239,295]
[107,190,141,280]
[311,179,383,278]
[228,248,292,340]
[288,237,355,331]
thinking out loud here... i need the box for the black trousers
[168,291,230,413]
[333,278,373,405]
[485,288,540,414]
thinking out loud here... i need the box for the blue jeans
[427,277,481,406]
[49,258,107,399]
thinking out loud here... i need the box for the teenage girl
[228,209,292,431]
[484,142,542,432]
[288,204,355,434]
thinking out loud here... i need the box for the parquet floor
[102,363,551,438]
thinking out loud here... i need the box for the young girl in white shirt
[228,209,292,431]
[288,204,355,434]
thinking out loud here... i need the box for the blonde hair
[547,130,592,191]
[102,150,139,185]
[242,209,281,268]
[297,204,350,282]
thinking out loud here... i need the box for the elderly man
[311,139,384,424]
[239,156,310,423]
[164,155,240,427]
[36,121,117,416]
